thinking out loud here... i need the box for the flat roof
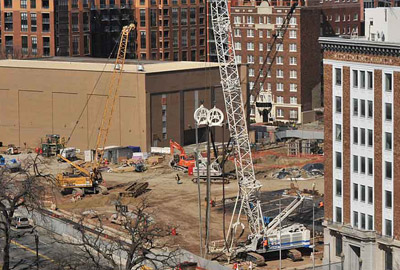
[319,36,400,50]
[0,58,221,74]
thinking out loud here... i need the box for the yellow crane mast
[56,23,136,195]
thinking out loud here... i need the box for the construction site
[0,3,327,270]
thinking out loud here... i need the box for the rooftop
[319,36,400,50]
[0,58,220,74]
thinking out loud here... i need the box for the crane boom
[94,23,136,166]
[209,0,265,241]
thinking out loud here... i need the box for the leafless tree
[0,155,49,270]
[61,199,181,270]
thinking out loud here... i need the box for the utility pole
[312,195,315,270]
[205,124,211,253]
[195,121,203,258]
[279,197,282,270]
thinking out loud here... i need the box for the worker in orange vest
[319,201,324,208]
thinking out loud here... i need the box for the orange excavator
[169,139,195,172]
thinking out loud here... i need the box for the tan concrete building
[0,58,246,151]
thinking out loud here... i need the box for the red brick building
[230,0,321,123]
[0,0,56,58]
[0,0,207,61]
[321,7,400,270]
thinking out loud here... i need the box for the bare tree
[0,155,48,270]
[62,199,180,270]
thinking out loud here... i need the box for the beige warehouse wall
[0,67,147,151]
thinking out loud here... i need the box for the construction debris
[118,181,149,198]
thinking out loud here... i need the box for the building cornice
[319,37,400,57]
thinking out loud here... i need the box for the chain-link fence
[296,262,344,270]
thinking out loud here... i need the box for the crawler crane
[56,24,136,194]
[208,0,310,265]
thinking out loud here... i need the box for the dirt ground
[8,145,324,269]
[32,144,324,269]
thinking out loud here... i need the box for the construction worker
[319,201,324,208]
[176,174,182,184]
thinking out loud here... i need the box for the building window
[277,43,283,51]
[333,235,342,258]
[276,56,283,65]
[42,13,50,32]
[72,36,79,55]
[247,29,254,37]
[249,68,254,77]
[247,55,254,64]
[335,124,342,141]
[84,35,89,55]
[290,57,297,65]
[360,100,365,117]
[5,0,13,7]
[21,0,27,8]
[259,30,263,38]
[277,70,283,78]
[385,219,392,237]
[368,71,373,89]
[336,207,342,223]
[385,132,392,151]
[385,103,392,121]
[353,155,358,173]
[289,30,296,38]
[385,190,392,208]
[140,31,146,49]
[276,83,283,91]
[368,129,373,147]
[247,16,254,24]
[336,152,342,169]
[290,84,297,92]
[368,186,373,204]
[353,98,358,116]
[140,9,146,27]
[290,110,298,119]
[360,156,366,174]
[336,179,342,196]
[360,71,365,88]
[335,68,342,85]
[361,185,366,202]
[361,213,366,229]
[20,12,28,32]
[259,43,263,51]
[21,36,28,55]
[246,42,254,51]
[289,43,297,52]
[368,215,373,230]
[353,127,358,144]
[276,109,284,118]
[385,161,392,180]
[290,97,297,104]
[31,13,37,32]
[290,17,297,25]
[385,73,392,92]
[31,0,36,8]
[259,56,263,64]
[31,36,37,55]
[360,128,365,145]
[353,211,359,228]
[335,96,341,113]
[353,183,358,200]
[290,70,297,79]
[276,96,284,104]
[368,158,373,175]
[42,0,49,9]
[72,13,79,32]
[234,29,241,37]
[5,12,13,31]
[368,100,373,118]
[353,70,358,87]
[234,16,241,24]
[385,250,393,270]
[235,55,241,63]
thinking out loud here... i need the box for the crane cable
[63,31,123,149]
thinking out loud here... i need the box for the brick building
[0,0,207,61]
[230,0,321,123]
[0,0,56,58]
[321,7,400,270]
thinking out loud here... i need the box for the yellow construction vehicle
[55,23,136,195]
